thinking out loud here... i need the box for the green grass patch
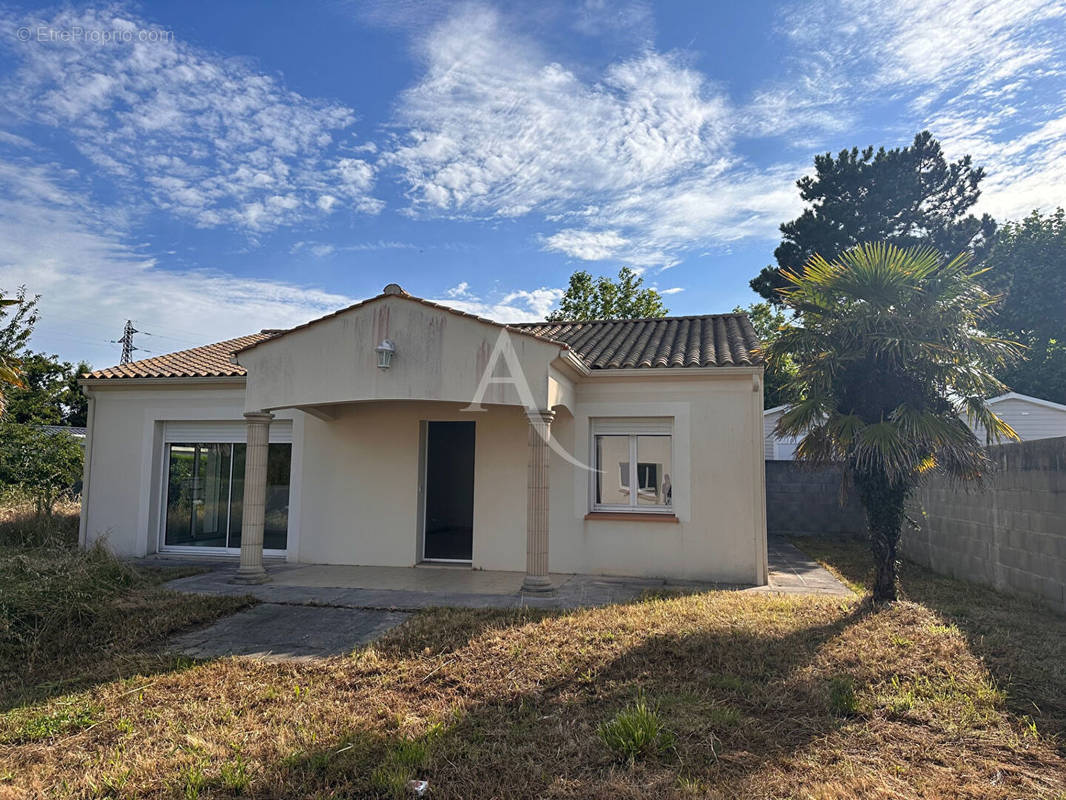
[0,698,99,743]
[599,695,675,763]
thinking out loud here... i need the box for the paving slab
[168,604,408,661]
[764,538,853,595]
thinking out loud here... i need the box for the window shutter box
[163,420,293,444]
[591,417,672,436]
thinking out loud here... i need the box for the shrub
[599,695,674,763]
[0,422,82,516]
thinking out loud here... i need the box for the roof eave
[79,375,247,388]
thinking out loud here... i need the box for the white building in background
[764,392,1066,461]
[977,393,1066,442]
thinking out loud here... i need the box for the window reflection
[164,442,290,549]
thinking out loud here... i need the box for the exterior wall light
[375,338,396,369]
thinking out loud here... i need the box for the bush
[0,422,82,516]
[599,695,674,763]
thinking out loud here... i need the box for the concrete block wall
[765,461,867,536]
[904,437,1066,613]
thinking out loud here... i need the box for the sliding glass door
[163,442,291,551]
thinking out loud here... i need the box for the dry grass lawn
[1,537,1064,799]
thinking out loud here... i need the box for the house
[39,424,88,449]
[78,285,768,588]
[976,393,1066,442]
[763,405,799,460]
[764,391,1066,461]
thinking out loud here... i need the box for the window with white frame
[160,421,292,552]
[591,418,673,512]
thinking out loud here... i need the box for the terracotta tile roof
[84,306,761,381]
[232,289,570,358]
[84,332,276,380]
[511,314,762,368]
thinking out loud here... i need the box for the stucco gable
[237,291,567,413]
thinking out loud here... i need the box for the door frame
[418,419,475,564]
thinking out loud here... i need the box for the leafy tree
[4,354,91,426]
[734,302,796,409]
[548,267,668,321]
[983,209,1066,404]
[751,131,995,303]
[0,289,34,415]
[0,422,83,516]
[0,288,89,425]
[769,243,1020,602]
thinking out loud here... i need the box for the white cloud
[432,286,564,322]
[542,230,629,261]
[658,286,684,295]
[445,281,470,297]
[786,0,1066,103]
[389,5,730,217]
[572,0,654,41]
[0,160,359,366]
[779,0,1066,221]
[290,239,421,257]
[1,6,382,232]
[385,5,795,264]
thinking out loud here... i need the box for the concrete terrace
[158,538,850,612]
[159,539,850,660]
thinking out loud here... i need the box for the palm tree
[767,243,1022,602]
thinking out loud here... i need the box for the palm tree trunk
[854,471,910,603]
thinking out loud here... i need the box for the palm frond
[773,242,1023,487]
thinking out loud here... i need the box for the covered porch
[227,286,581,592]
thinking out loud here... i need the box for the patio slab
[161,540,850,661]
[154,538,850,612]
[765,538,854,595]
[169,604,408,661]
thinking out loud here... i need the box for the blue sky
[1,0,1064,367]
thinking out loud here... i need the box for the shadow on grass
[792,534,1066,749]
[254,602,871,798]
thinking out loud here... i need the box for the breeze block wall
[765,461,867,536]
[904,437,1066,613]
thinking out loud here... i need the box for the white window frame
[590,418,674,514]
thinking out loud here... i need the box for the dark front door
[423,421,475,561]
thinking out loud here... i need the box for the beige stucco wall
[296,401,528,570]
[238,295,569,414]
[551,371,767,583]
[80,367,767,583]
[79,383,298,558]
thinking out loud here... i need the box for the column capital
[525,408,555,425]
[244,410,275,424]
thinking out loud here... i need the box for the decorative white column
[232,411,273,584]
[522,409,555,593]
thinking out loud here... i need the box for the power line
[110,320,139,364]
